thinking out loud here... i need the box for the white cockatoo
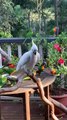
[16,40,40,72]
[11,41,40,78]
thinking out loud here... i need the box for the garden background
[0,0,67,38]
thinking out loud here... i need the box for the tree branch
[26,71,67,116]
[0,47,11,61]
[50,97,67,114]
[25,71,59,120]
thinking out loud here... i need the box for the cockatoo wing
[12,52,30,78]
[16,51,30,71]
[10,69,26,78]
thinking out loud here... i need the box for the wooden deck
[1,97,45,120]
[0,96,67,120]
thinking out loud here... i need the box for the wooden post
[45,86,50,120]
[0,96,1,120]
[25,91,31,120]
[0,47,2,68]
[23,91,31,120]
[18,45,22,58]
[7,45,11,57]
[39,45,43,61]
[0,53,2,68]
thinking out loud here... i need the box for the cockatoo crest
[31,40,38,53]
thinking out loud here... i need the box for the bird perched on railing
[11,41,40,78]
[16,40,40,71]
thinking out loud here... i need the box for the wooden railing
[0,38,32,67]
[0,37,56,67]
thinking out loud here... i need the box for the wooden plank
[0,38,32,44]
[1,88,34,95]
[0,96,22,101]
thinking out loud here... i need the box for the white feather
[15,42,40,78]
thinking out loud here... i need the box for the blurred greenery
[0,0,67,38]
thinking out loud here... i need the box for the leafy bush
[47,32,67,75]
[0,55,19,88]
[0,31,12,38]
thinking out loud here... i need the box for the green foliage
[0,66,15,88]
[33,33,48,58]
[3,67,15,74]
[0,0,14,34]
[47,32,67,75]
[56,32,67,65]
[12,5,30,37]
[22,29,33,38]
[0,75,7,88]
[11,55,19,65]
[13,0,36,9]
[53,75,62,89]
[0,0,66,37]
[0,30,12,38]
[0,0,67,36]
[0,55,19,88]
[12,0,56,36]
[46,32,67,89]
[56,32,67,47]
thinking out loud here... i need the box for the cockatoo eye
[33,50,37,55]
